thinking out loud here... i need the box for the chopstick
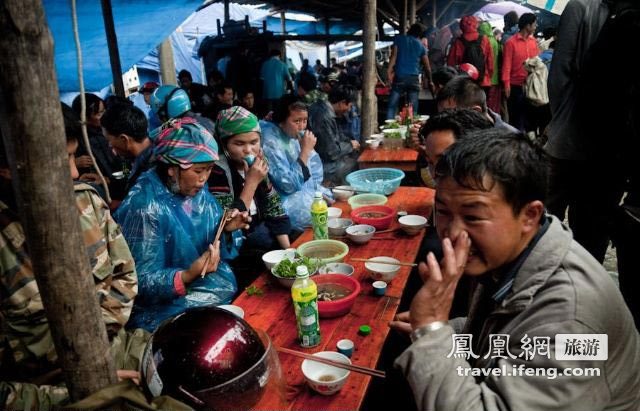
[200,209,232,278]
[276,346,386,379]
[350,258,417,267]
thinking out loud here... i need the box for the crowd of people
[1,0,639,409]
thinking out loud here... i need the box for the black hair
[104,95,133,110]
[419,108,492,142]
[207,70,224,84]
[61,102,81,144]
[315,59,322,64]
[298,71,318,93]
[434,128,548,214]
[272,94,308,124]
[328,84,357,105]
[238,89,254,100]
[71,93,103,119]
[518,13,537,30]
[408,23,426,38]
[432,66,458,89]
[269,49,281,57]
[100,104,148,143]
[214,81,233,97]
[504,11,519,30]
[542,26,556,39]
[178,69,192,80]
[437,76,487,112]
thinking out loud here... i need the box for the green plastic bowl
[348,193,388,209]
[297,240,349,266]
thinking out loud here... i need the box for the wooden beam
[224,0,230,23]
[436,1,456,25]
[401,0,407,34]
[362,0,378,140]
[0,0,118,401]
[100,0,124,97]
[383,0,399,17]
[158,39,177,85]
[409,0,416,24]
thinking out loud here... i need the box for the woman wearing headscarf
[208,106,292,251]
[260,95,332,230]
[478,20,502,113]
[447,15,494,88]
[114,117,250,331]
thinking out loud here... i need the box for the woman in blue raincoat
[114,117,250,331]
[261,95,332,229]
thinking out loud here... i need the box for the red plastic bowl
[350,205,395,230]
[314,274,361,318]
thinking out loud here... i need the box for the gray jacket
[545,0,609,160]
[396,216,640,410]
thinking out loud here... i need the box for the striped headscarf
[215,106,260,140]
[153,117,218,168]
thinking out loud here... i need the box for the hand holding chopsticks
[199,209,234,278]
[276,346,386,379]
[350,257,417,267]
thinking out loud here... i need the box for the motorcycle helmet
[151,85,191,119]
[459,63,479,81]
[142,306,276,410]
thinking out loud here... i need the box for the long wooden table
[233,186,435,411]
[357,147,418,172]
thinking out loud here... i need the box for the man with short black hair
[395,128,640,410]
[308,85,360,185]
[101,104,153,196]
[260,49,292,111]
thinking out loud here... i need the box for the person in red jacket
[447,15,494,88]
[501,13,539,131]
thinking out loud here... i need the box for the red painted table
[357,147,418,172]
[233,186,435,411]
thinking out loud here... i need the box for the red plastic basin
[314,274,361,319]
[350,205,395,230]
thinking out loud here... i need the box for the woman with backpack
[447,15,494,88]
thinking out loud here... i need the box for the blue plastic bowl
[346,168,405,195]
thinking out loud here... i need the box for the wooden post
[432,0,437,29]
[325,18,331,66]
[409,0,416,24]
[158,39,177,85]
[361,0,378,141]
[0,0,118,401]
[224,0,230,23]
[100,0,125,97]
[401,0,407,34]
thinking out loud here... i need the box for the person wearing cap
[114,117,250,332]
[208,107,292,287]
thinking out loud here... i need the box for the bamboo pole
[361,0,378,141]
[158,38,177,85]
[0,0,118,401]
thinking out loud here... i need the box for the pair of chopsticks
[200,209,232,278]
[276,346,386,379]
[350,257,417,267]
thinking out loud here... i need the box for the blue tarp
[43,0,202,92]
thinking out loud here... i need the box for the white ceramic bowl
[366,139,380,149]
[327,207,343,219]
[318,262,355,276]
[301,351,351,396]
[332,185,355,201]
[345,224,376,244]
[217,304,245,319]
[261,249,296,270]
[370,133,384,141]
[328,218,353,237]
[398,214,428,236]
[365,256,401,282]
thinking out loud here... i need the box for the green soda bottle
[310,191,328,240]
[291,265,320,347]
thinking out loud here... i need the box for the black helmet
[142,306,277,410]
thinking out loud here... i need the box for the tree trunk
[409,0,416,24]
[0,0,118,401]
[361,0,378,140]
[159,38,177,85]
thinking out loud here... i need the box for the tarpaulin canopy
[43,0,202,92]
[527,0,570,15]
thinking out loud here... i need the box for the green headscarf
[478,21,500,85]
[215,106,261,140]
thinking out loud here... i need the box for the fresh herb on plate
[245,285,263,296]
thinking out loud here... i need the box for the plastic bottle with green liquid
[291,265,320,348]
[310,191,328,240]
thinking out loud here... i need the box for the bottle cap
[296,265,309,278]
[314,191,322,198]
[358,325,371,336]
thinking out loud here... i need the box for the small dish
[328,218,353,237]
[345,224,375,244]
[398,214,428,236]
[365,256,401,282]
[327,207,343,219]
[366,139,380,149]
[301,351,351,396]
[318,262,355,276]
[332,185,355,201]
[261,248,296,270]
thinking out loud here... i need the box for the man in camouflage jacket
[0,183,139,410]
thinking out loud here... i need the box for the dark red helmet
[459,63,480,81]
[139,81,159,93]
[142,306,278,410]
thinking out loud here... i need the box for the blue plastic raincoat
[114,169,242,331]
[260,120,331,229]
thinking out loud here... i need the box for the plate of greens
[271,256,319,288]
